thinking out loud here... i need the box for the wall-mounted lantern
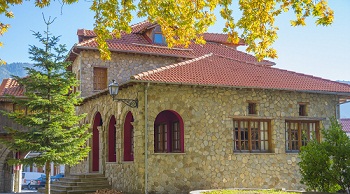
[108,80,138,108]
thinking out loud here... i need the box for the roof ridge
[131,53,213,80]
[131,43,193,51]
[130,20,149,28]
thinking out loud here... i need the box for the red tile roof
[341,119,350,133]
[0,78,24,97]
[69,21,269,64]
[132,54,350,94]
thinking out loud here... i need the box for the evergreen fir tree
[0,17,90,194]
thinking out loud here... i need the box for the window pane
[154,34,165,44]
[286,121,319,151]
[172,122,180,152]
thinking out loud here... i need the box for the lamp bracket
[113,96,138,108]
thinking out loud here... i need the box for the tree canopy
[299,118,350,193]
[0,0,334,63]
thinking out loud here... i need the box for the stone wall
[144,85,337,193]
[72,85,146,193]
[72,83,338,193]
[71,51,179,97]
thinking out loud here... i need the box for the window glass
[286,120,319,152]
[234,119,270,152]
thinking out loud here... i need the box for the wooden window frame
[285,120,320,152]
[93,67,107,91]
[248,102,257,115]
[233,119,271,153]
[155,123,167,153]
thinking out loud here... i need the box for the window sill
[233,152,275,155]
[153,152,186,155]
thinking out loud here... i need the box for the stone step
[48,173,111,194]
[59,177,108,183]
[51,184,111,191]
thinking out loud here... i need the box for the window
[93,67,107,90]
[233,119,270,152]
[152,26,166,45]
[285,120,319,152]
[248,103,257,115]
[299,104,307,116]
[154,110,184,153]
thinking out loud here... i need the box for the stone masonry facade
[71,81,337,193]
[71,51,179,97]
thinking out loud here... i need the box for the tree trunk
[45,161,51,194]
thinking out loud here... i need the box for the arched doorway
[92,112,102,172]
[108,115,116,162]
[124,112,134,161]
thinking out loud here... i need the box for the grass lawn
[203,190,298,194]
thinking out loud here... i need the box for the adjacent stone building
[65,21,350,193]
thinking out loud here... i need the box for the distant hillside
[0,62,34,81]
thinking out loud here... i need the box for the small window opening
[248,103,257,115]
[299,104,307,116]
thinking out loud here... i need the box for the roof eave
[128,79,350,101]
[74,46,195,59]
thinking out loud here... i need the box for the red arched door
[108,115,117,162]
[124,112,134,161]
[92,112,102,172]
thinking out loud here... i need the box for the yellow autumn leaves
[0,0,334,63]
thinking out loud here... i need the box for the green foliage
[0,19,90,193]
[299,118,350,193]
[0,0,334,62]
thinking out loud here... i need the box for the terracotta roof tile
[132,54,350,94]
[341,118,350,133]
[202,33,245,45]
[0,78,24,97]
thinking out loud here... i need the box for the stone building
[0,79,63,192]
[64,21,350,193]
[1,21,350,193]
[0,78,26,192]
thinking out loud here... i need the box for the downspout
[144,82,150,194]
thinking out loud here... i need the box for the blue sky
[0,1,349,117]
